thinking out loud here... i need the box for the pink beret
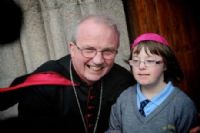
[131,33,169,49]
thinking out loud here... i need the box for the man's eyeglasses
[75,44,118,60]
[129,59,163,67]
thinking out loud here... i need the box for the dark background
[123,0,200,111]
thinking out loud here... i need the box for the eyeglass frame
[129,58,163,67]
[73,43,118,59]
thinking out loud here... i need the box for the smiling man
[0,14,135,133]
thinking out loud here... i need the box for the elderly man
[0,15,135,133]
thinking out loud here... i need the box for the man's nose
[92,51,104,64]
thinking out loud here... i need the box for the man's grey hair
[71,14,120,43]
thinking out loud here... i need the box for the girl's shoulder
[118,85,137,100]
[172,87,195,107]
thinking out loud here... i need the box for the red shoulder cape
[0,72,76,93]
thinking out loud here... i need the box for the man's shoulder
[34,55,69,74]
[110,63,131,75]
[102,63,135,99]
[11,55,70,86]
[107,63,134,81]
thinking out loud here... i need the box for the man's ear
[68,42,75,56]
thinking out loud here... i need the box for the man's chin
[86,75,103,83]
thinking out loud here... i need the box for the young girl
[106,33,198,133]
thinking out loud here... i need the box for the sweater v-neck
[131,87,179,123]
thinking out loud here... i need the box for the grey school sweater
[106,85,197,133]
